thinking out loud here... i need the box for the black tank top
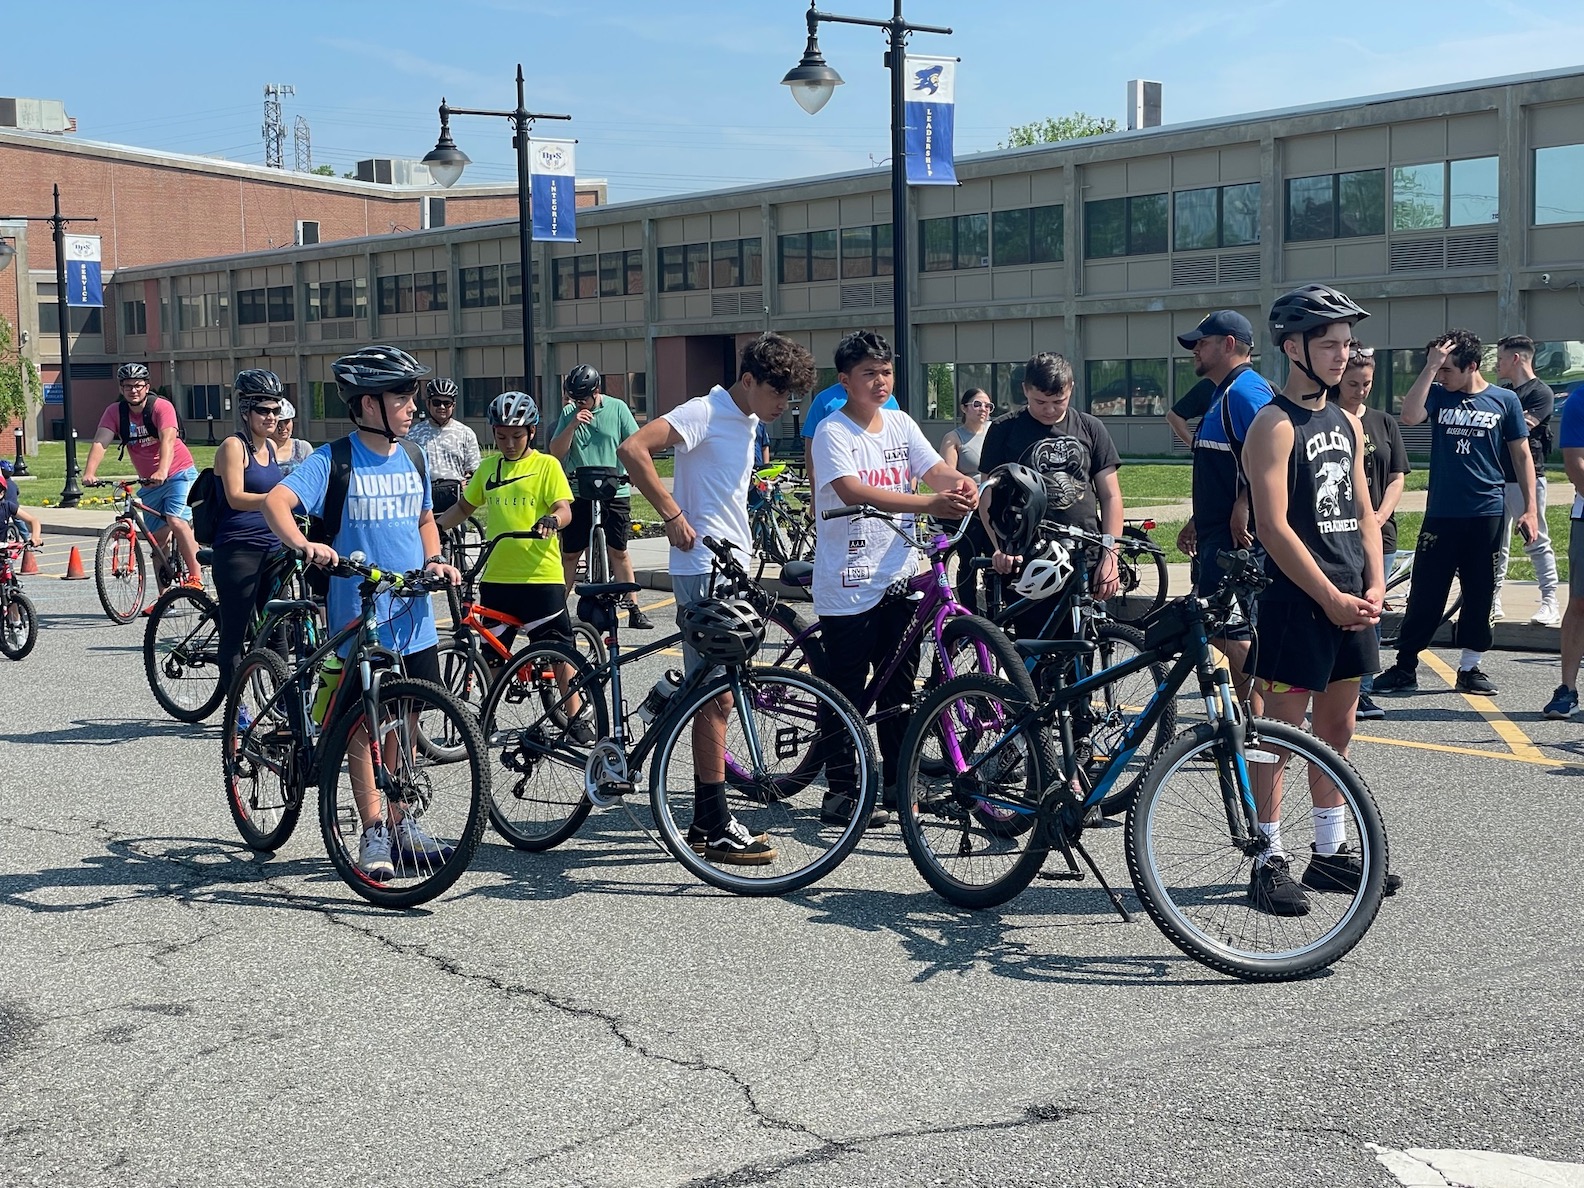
[1263,395,1366,599]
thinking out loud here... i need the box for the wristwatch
[424,554,446,567]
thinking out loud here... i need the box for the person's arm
[215,437,267,512]
[152,408,177,483]
[618,417,694,550]
[1566,446,1584,499]
[81,432,112,483]
[1377,472,1405,524]
[436,495,477,534]
[1508,437,1539,541]
[463,429,481,477]
[547,408,583,461]
[939,431,961,474]
[1401,340,1450,426]
[262,483,327,562]
[1165,410,1194,447]
[1522,384,1554,432]
[830,469,971,520]
[1093,466,1124,598]
[17,507,43,544]
[1345,410,1385,608]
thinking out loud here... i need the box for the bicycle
[84,478,199,623]
[441,510,487,575]
[895,549,1390,981]
[1106,519,1169,624]
[748,463,815,576]
[478,535,877,896]
[1,541,38,661]
[221,551,488,909]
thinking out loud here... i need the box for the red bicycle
[1,541,38,660]
[86,479,200,624]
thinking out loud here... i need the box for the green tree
[1000,112,1119,149]
[0,315,40,427]
[310,164,336,176]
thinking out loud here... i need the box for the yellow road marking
[642,596,675,612]
[1419,651,1557,766]
[1351,732,1563,768]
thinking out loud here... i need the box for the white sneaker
[1531,601,1562,628]
[358,822,395,881]
[1490,599,1505,622]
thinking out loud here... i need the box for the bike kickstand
[1071,836,1133,923]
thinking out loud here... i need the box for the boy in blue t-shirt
[1542,390,1584,718]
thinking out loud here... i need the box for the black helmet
[678,597,766,665]
[1268,285,1369,346]
[234,369,284,401]
[116,363,150,383]
[488,391,540,429]
[331,345,430,396]
[563,364,601,400]
[426,378,459,400]
[983,463,1048,556]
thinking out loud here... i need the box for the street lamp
[782,0,950,416]
[422,65,569,401]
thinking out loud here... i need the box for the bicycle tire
[318,677,489,908]
[95,522,146,624]
[919,615,1039,779]
[222,648,304,851]
[1108,526,1168,623]
[1125,717,1388,981]
[760,600,823,672]
[479,640,605,851]
[572,620,608,668]
[435,637,492,722]
[650,665,877,896]
[896,672,1054,909]
[1068,621,1177,817]
[255,603,325,671]
[1,590,38,660]
[143,587,224,722]
[586,523,612,585]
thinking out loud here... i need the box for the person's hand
[1176,519,1197,557]
[146,471,167,487]
[927,489,975,520]
[1426,338,1453,371]
[1324,587,1378,631]
[947,477,979,508]
[424,559,462,586]
[1516,509,1539,547]
[304,542,339,568]
[991,548,1021,576]
[1093,547,1120,600]
[1375,507,1391,527]
[532,514,560,539]
[574,408,594,429]
[1230,511,1253,549]
[664,511,697,551]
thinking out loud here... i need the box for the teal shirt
[553,396,640,498]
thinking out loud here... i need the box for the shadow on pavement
[0,717,213,747]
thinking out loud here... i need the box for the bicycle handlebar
[819,502,977,552]
[288,547,453,595]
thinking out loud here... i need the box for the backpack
[115,396,184,460]
[187,466,223,546]
[306,435,429,547]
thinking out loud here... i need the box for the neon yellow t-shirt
[463,451,573,585]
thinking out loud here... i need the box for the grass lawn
[12,442,218,507]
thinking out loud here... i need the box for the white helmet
[1013,542,1073,601]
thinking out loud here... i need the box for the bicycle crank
[585,739,634,807]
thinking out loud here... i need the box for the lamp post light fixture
[422,65,569,402]
[782,0,950,416]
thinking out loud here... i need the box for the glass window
[1173,357,1200,402]
[238,288,268,325]
[920,217,955,272]
[1031,205,1063,262]
[461,265,501,309]
[779,233,809,285]
[267,285,294,322]
[1338,169,1385,238]
[1085,359,1128,416]
[578,255,598,300]
[1532,340,1584,390]
[992,208,1031,267]
[121,299,147,337]
[842,225,877,277]
[1173,188,1219,252]
[658,245,686,292]
[1534,145,1584,225]
[1393,162,1445,231]
[599,251,624,297]
[1221,182,1260,246]
[1448,157,1498,226]
[958,362,993,404]
[873,223,894,275]
[1084,358,1166,417]
[414,271,446,312]
[1084,198,1127,258]
[958,213,989,267]
[1129,194,1168,255]
[924,362,955,420]
[461,376,506,421]
[37,285,102,335]
[712,240,741,289]
[811,229,838,281]
[1286,175,1336,241]
[992,361,1028,408]
[1129,358,1168,416]
[684,243,710,291]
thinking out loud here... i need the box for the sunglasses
[966,401,993,410]
[428,399,455,408]
[251,406,282,418]
[1348,344,1376,361]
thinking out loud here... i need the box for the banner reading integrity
[531,140,577,242]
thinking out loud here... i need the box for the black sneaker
[1371,665,1418,694]
[687,821,768,852]
[821,793,891,829]
[1455,666,1498,695]
[1248,856,1311,917]
[1354,693,1386,721]
[567,713,597,747]
[624,601,655,630]
[693,818,777,865]
[1302,843,1403,897]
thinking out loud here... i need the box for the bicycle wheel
[1108,528,1168,623]
[318,677,489,908]
[435,637,491,721]
[479,641,605,851]
[222,648,304,852]
[650,666,877,896]
[1125,717,1388,981]
[95,522,147,624]
[1063,621,1176,817]
[586,522,612,584]
[759,600,823,671]
[931,614,1037,696]
[896,674,1054,909]
[1,590,38,660]
[572,620,608,668]
[458,515,487,573]
[143,587,224,722]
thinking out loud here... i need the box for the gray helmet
[678,597,766,665]
[276,398,297,421]
[1268,285,1370,346]
[563,364,601,400]
[426,378,459,400]
[488,390,540,429]
[983,463,1048,557]
[116,363,150,383]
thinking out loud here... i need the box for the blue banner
[64,234,104,307]
[904,56,956,187]
[530,139,577,242]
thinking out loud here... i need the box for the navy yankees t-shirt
[1423,383,1526,518]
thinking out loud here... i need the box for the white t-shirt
[812,407,943,617]
[665,385,757,577]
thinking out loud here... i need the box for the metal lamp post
[782,0,950,416]
[423,65,569,401]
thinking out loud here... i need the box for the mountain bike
[221,551,488,909]
[748,463,815,576]
[0,542,38,661]
[478,535,876,896]
[84,479,199,623]
[1106,519,1169,623]
[896,550,1390,981]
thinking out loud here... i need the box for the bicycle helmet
[116,362,150,383]
[277,398,297,421]
[488,390,540,429]
[234,368,284,406]
[983,463,1048,557]
[563,364,601,400]
[678,597,766,665]
[331,345,430,441]
[1012,541,1073,601]
[426,377,459,400]
[1269,285,1370,396]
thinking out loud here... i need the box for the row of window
[237,286,296,325]
[778,224,895,284]
[376,271,447,316]
[657,238,763,293]
[553,249,644,302]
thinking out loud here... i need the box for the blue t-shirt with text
[282,437,437,657]
[1424,383,1526,518]
[1191,366,1275,534]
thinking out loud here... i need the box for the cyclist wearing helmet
[407,378,480,515]
[269,397,313,476]
[548,364,652,629]
[210,370,287,696]
[263,344,460,882]
[82,362,203,594]
[0,461,44,549]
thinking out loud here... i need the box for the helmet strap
[1290,338,1334,402]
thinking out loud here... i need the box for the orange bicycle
[85,479,200,624]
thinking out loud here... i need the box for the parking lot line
[1351,732,1562,768]
[1419,651,1556,767]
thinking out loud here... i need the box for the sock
[1257,820,1283,865]
[1459,649,1482,672]
[1313,807,1346,856]
[693,777,729,834]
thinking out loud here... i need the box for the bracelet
[663,509,684,524]
[424,554,445,566]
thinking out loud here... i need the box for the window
[1084,194,1167,259]
[918,213,989,271]
[992,205,1063,266]
[712,238,762,288]
[553,254,599,301]
[267,284,295,322]
[459,265,501,309]
[238,288,267,326]
[1173,183,1260,251]
[1084,358,1168,417]
[304,278,365,322]
[185,384,223,420]
[657,242,713,292]
[922,360,1027,419]
[173,291,227,331]
[377,275,412,316]
[598,249,643,297]
[1286,170,1386,241]
[1392,158,1498,230]
[37,284,102,335]
[840,223,895,278]
[1534,144,1584,225]
[502,261,540,306]
[778,230,838,283]
[413,271,446,312]
[121,299,147,337]
[659,240,755,291]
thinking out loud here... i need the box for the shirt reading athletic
[94,398,196,481]
[1423,382,1526,518]
[462,451,572,585]
[664,385,759,577]
[812,408,942,617]
[282,436,436,657]
[978,406,1121,534]
[552,396,640,498]
[1191,364,1274,531]
[1260,396,1366,600]
[1357,406,1410,554]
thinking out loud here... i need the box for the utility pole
[293,116,312,172]
[263,84,295,169]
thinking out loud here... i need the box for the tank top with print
[1262,395,1366,600]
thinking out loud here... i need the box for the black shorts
[477,580,573,647]
[1250,594,1378,693]
[1192,532,1257,643]
[562,496,631,554]
[431,479,464,515]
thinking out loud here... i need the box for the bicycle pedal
[1037,869,1084,882]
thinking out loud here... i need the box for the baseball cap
[1177,310,1254,349]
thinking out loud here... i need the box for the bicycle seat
[575,581,642,598]
[196,548,214,567]
[1014,638,1097,659]
[778,560,813,588]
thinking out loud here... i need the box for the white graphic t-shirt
[812,408,942,617]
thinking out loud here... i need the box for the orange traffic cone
[20,547,39,576]
[63,545,88,580]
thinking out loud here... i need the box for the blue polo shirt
[1191,365,1274,535]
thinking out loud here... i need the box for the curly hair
[1433,328,1483,372]
[834,330,893,375]
[738,333,817,395]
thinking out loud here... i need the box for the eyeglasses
[251,406,282,418]
[966,401,993,411]
[1348,344,1376,361]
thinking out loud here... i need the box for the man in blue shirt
[800,375,899,488]
[1375,329,1535,696]
[1543,389,1584,718]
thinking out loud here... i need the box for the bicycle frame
[104,482,182,582]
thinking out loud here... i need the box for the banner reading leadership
[530,140,577,242]
[904,55,956,186]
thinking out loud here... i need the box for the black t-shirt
[1171,378,1217,422]
[1260,396,1367,602]
[979,407,1122,535]
[1514,377,1556,477]
[1358,406,1410,554]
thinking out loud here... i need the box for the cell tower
[293,116,312,172]
[263,83,295,169]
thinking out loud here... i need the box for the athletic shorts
[477,580,573,647]
[1192,531,1257,643]
[1570,518,1584,600]
[1250,594,1378,694]
[140,466,198,532]
[562,496,631,554]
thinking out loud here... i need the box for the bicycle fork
[1194,641,1266,858]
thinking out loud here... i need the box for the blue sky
[11,1,1583,201]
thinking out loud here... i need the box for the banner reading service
[63,234,103,307]
[530,139,577,242]
[904,55,956,186]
